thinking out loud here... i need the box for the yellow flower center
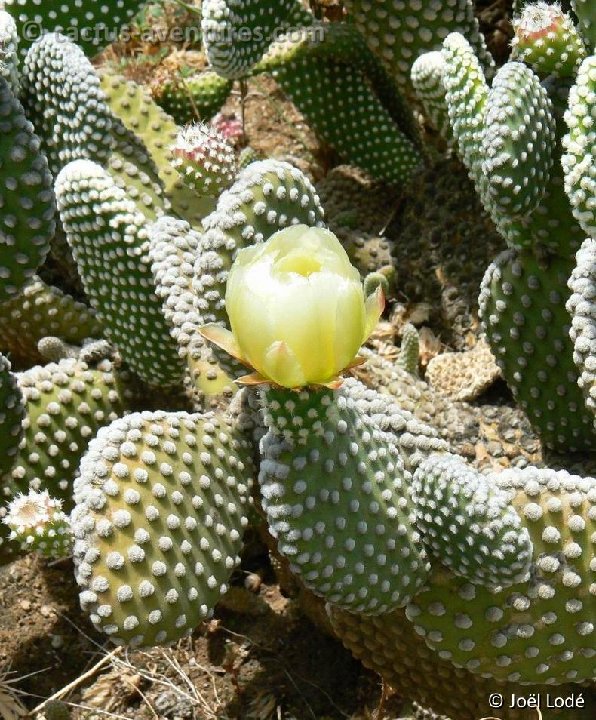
[275,250,322,277]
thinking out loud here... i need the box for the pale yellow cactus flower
[200,224,384,388]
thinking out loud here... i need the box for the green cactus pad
[572,0,596,50]
[410,51,452,141]
[257,24,422,186]
[412,453,533,588]
[21,34,113,175]
[0,76,54,302]
[72,410,255,646]
[406,466,596,685]
[0,10,20,95]
[259,384,430,614]
[479,249,596,452]
[329,604,586,720]
[55,160,187,388]
[482,62,557,217]
[4,0,146,57]
[562,54,596,239]
[567,237,596,420]
[155,72,233,126]
[512,3,587,78]
[171,122,237,198]
[0,352,24,479]
[6,357,136,509]
[0,276,103,369]
[343,0,494,94]
[200,0,312,79]
[98,71,213,227]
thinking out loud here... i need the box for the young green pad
[259,385,430,614]
[55,160,187,388]
[479,249,596,452]
[0,77,54,302]
[155,72,233,126]
[406,466,596,685]
[4,0,146,57]
[21,33,114,176]
[72,410,254,646]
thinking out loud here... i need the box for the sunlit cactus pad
[406,467,596,685]
[72,410,254,646]
[3,0,146,56]
[0,76,54,302]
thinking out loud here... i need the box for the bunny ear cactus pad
[4,0,146,57]
[258,385,430,614]
[148,216,234,402]
[572,0,596,50]
[21,34,113,176]
[406,466,596,685]
[255,24,422,186]
[343,0,494,95]
[562,54,596,239]
[567,238,596,421]
[71,410,254,646]
[154,72,233,126]
[481,62,557,218]
[0,277,102,369]
[0,76,55,302]
[412,453,533,589]
[201,0,313,79]
[0,10,20,95]
[511,2,587,78]
[0,353,24,480]
[6,357,137,509]
[479,249,596,452]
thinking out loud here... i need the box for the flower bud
[202,224,384,388]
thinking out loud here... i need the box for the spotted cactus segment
[55,160,187,388]
[257,23,422,186]
[329,604,581,720]
[343,0,494,95]
[201,0,312,79]
[21,34,113,175]
[397,323,420,377]
[154,72,233,126]
[6,358,136,509]
[193,159,325,332]
[98,71,213,227]
[406,466,596,685]
[567,237,596,421]
[562,54,596,239]
[171,123,237,198]
[0,277,103,369]
[0,10,19,95]
[572,0,596,50]
[148,216,233,401]
[479,249,596,452]
[72,410,255,646]
[0,77,54,302]
[442,33,490,189]
[0,353,24,480]
[482,62,557,217]
[3,490,71,558]
[511,2,587,78]
[258,385,430,615]
[412,453,533,588]
[410,51,451,141]
[3,0,146,57]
